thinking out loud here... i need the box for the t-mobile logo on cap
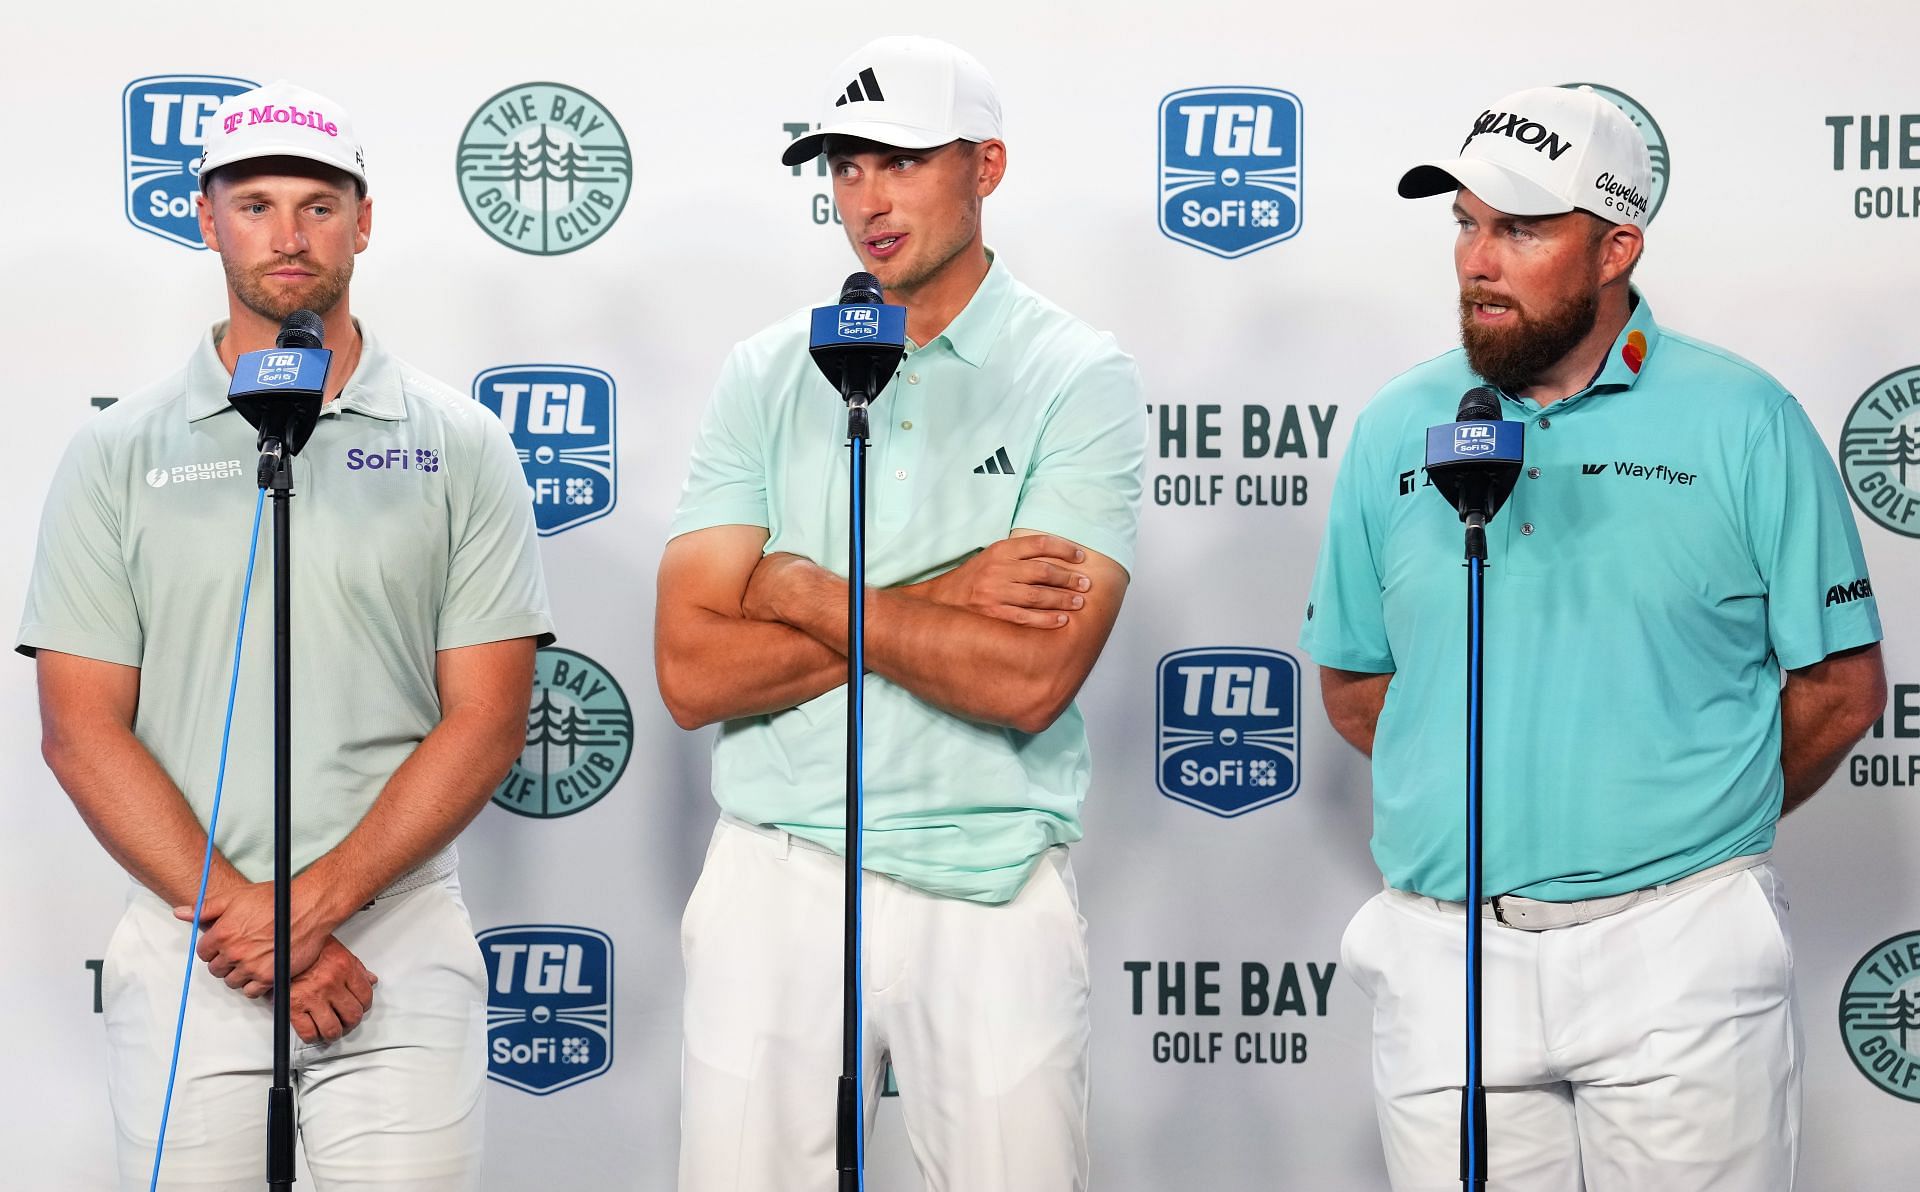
[1462,110,1576,161]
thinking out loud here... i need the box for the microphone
[229,310,331,462]
[1424,386,1524,559]
[809,272,907,438]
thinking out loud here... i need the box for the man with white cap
[657,35,1142,1192]
[20,80,551,1189]
[1299,85,1886,1189]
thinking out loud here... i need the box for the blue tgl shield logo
[474,365,617,536]
[124,75,257,249]
[1157,648,1301,816]
[480,925,614,1095]
[1159,87,1303,259]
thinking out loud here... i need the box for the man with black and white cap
[658,34,1143,1192]
[1300,85,1886,1189]
[21,79,551,1189]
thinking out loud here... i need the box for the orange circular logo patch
[1622,329,1649,374]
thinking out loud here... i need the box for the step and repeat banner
[3,2,1917,1188]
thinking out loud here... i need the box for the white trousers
[679,817,1091,1192]
[1340,864,1802,1192]
[103,875,488,1191]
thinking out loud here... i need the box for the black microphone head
[838,272,884,306]
[276,309,325,350]
[1456,385,1501,422]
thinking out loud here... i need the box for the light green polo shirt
[671,254,1145,903]
[1300,292,1881,902]
[19,323,554,883]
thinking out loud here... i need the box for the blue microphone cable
[850,433,868,1190]
[148,486,267,1191]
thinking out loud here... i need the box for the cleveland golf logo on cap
[1461,109,1577,160]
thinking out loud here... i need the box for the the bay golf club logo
[492,647,633,818]
[475,365,617,536]
[124,75,257,248]
[1563,83,1669,222]
[480,925,613,1095]
[1159,87,1303,259]
[1840,931,1920,1102]
[1157,648,1301,816]
[1840,366,1920,538]
[456,83,632,255]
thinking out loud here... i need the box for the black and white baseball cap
[198,80,367,190]
[1399,85,1654,227]
[780,36,1003,167]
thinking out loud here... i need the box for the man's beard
[1458,282,1598,393]
[224,255,352,324]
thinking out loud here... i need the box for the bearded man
[1298,85,1885,1191]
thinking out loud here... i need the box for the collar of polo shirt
[907,249,1017,366]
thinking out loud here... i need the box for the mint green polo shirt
[19,323,554,883]
[671,254,1145,903]
[1299,293,1881,901]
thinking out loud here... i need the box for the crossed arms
[655,525,1128,734]
[37,637,535,1042]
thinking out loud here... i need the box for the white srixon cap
[781,36,1003,167]
[198,80,367,190]
[1399,86,1653,227]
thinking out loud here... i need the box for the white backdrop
[4,2,1918,1188]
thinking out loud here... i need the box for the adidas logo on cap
[835,67,886,107]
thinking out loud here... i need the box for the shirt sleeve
[1009,342,1146,573]
[16,419,144,665]
[1298,406,1395,673]
[669,346,771,538]
[1743,395,1882,671]
[438,412,556,651]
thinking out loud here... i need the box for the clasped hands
[175,879,378,1045]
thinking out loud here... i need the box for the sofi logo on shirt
[345,447,441,473]
[479,925,614,1095]
[1156,648,1302,817]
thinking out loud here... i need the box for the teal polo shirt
[670,254,1145,903]
[1299,293,1881,901]
[19,323,555,883]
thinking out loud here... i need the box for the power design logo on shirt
[1156,648,1302,817]
[480,925,614,1095]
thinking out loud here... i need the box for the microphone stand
[259,439,297,1192]
[1461,513,1488,1192]
[836,389,871,1192]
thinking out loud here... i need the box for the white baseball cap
[781,36,1002,167]
[1399,85,1653,227]
[198,80,367,191]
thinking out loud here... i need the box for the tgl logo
[480,925,614,1095]
[1158,87,1303,259]
[124,75,257,248]
[475,365,619,536]
[1156,648,1302,816]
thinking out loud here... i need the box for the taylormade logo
[1462,111,1574,161]
[222,105,339,137]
